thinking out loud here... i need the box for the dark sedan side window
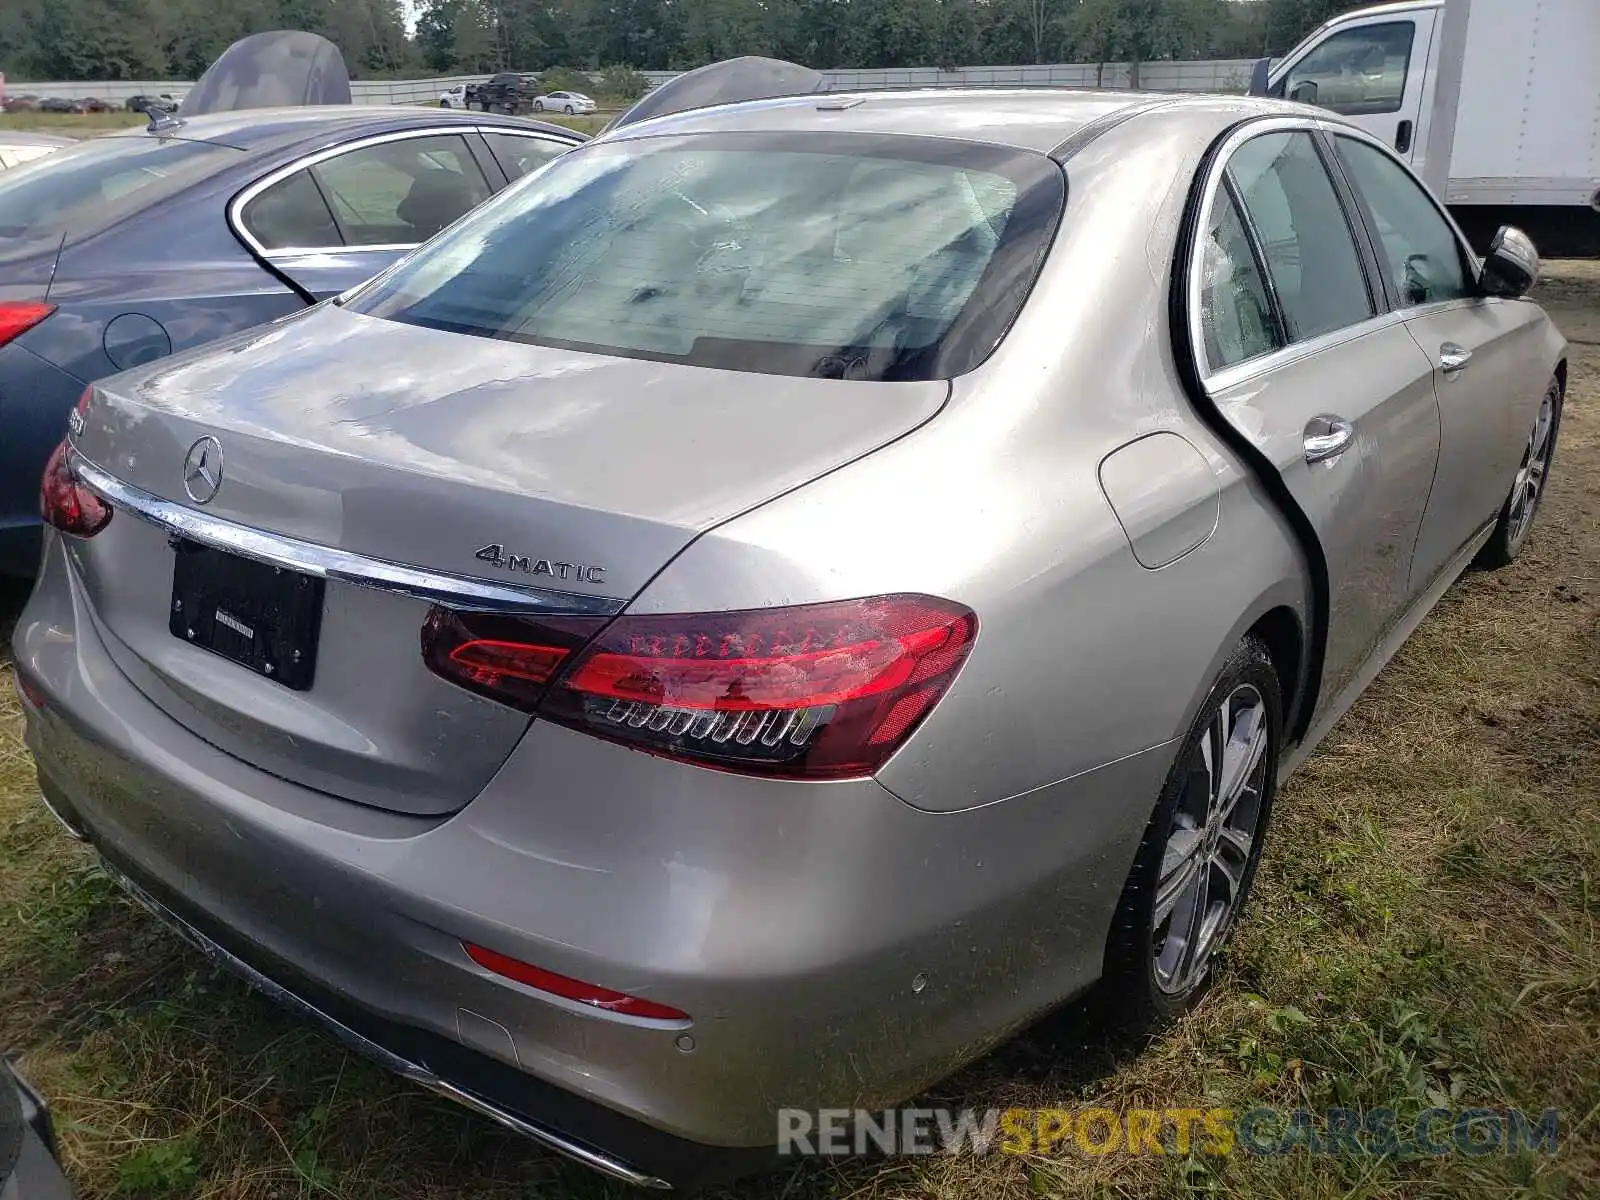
[1227,132,1374,345]
[240,168,339,250]
[482,132,567,182]
[241,134,493,253]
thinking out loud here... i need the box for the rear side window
[240,169,339,250]
[483,132,567,181]
[0,135,238,240]
[312,134,492,246]
[1227,132,1373,344]
[345,132,1065,381]
[1200,189,1283,370]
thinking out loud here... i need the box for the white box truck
[1250,0,1600,256]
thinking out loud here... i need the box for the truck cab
[1261,1,1443,173]
[1257,0,1600,257]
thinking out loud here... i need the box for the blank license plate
[170,542,324,690]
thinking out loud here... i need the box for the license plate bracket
[169,542,323,690]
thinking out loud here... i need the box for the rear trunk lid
[67,302,946,815]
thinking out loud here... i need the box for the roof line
[1049,97,1181,162]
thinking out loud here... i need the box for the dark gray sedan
[0,106,581,575]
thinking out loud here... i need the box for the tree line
[0,0,1365,81]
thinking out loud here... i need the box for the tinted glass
[1229,132,1373,343]
[241,168,340,249]
[1284,21,1415,115]
[1201,189,1283,370]
[483,132,567,181]
[0,135,238,239]
[313,134,491,246]
[346,133,1065,381]
[1336,136,1471,307]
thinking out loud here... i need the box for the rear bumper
[15,532,1172,1174]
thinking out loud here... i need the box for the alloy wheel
[1152,683,1270,995]
[1507,385,1558,554]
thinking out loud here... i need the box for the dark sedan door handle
[1440,343,1473,377]
[1396,119,1414,154]
[1304,415,1355,464]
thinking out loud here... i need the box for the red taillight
[40,439,112,537]
[422,595,977,779]
[547,595,976,779]
[0,301,55,348]
[421,607,607,710]
[463,942,689,1022]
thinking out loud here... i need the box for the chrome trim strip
[228,124,580,259]
[72,454,625,617]
[98,859,672,1190]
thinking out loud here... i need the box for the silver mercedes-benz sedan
[13,83,1567,1187]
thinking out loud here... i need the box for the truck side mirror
[1289,79,1319,105]
[1479,226,1540,298]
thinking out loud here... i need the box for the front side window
[483,132,568,182]
[344,132,1065,381]
[1228,131,1373,344]
[1200,189,1283,371]
[312,134,492,246]
[1283,22,1416,115]
[1335,136,1471,307]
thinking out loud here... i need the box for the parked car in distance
[15,78,1568,1189]
[0,133,71,171]
[79,97,114,114]
[1,95,41,113]
[0,104,582,575]
[532,90,596,115]
[35,98,73,114]
[437,83,475,109]
[473,72,539,114]
[125,93,181,114]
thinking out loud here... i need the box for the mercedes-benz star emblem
[182,436,224,505]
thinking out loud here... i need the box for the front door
[1328,131,1551,590]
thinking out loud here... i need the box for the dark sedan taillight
[423,594,977,779]
[40,439,111,538]
[0,301,55,348]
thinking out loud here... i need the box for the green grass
[0,110,146,135]
[2,267,1597,1198]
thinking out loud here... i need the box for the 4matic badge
[475,544,606,586]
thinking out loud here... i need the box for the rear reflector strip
[463,942,690,1023]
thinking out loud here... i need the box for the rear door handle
[1304,415,1355,464]
[1440,342,1472,377]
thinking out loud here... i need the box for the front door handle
[1304,415,1355,464]
[1396,119,1414,154]
[1440,342,1473,377]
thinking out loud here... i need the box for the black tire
[1475,374,1564,570]
[438,99,449,107]
[1102,635,1282,1031]
[534,100,544,112]
[564,104,574,115]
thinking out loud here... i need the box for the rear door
[1328,130,1548,591]
[1191,122,1441,705]
[231,129,496,299]
[1275,9,1439,161]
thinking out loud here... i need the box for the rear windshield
[0,135,239,240]
[344,132,1064,381]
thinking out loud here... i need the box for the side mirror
[1479,225,1540,298]
[1289,79,1319,104]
